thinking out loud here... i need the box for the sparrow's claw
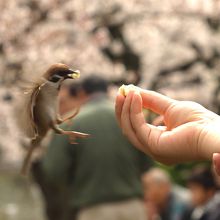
[56,108,80,125]
[51,122,90,144]
[56,118,63,124]
[70,141,78,144]
[69,131,90,138]
[65,131,90,144]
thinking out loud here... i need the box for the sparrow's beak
[67,69,80,79]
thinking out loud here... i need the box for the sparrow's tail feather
[20,139,40,175]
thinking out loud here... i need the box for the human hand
[213,153,220,176]
[115,88,220,164]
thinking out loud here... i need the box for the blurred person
[182,166,220,220]
[58,82,81,116]
[42,75,153,220]
[31,82,82,220]
[115,87,220,175]
[142,168,188,220]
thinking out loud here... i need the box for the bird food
[119,84,141,97]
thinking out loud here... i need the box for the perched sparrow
[18,63,89,174]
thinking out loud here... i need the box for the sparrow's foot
[56,108,80,124]
[20,136,42,175]
[20,145,36,175]
[51,123,90,144]
[62,130,90,144]
[56,117,63,124]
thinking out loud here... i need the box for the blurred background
[1,0,220,219]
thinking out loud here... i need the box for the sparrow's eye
[49,74,63,82]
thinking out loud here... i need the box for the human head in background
[58,82,81,116]
[142,167,189,220]
[187,166,217,207]
[77,75,109,103]
[142,168,171,208]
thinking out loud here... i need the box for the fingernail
[213,153,218,165]
[213,153,219,159]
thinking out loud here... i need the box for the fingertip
[115,93,125,125]
[116,93,125,101]
[213,153,220,176]
[213,153,217,159]
[115,93,125,110]
[213,153,220,163]
[139,90,175,115]
[131,91,143,114]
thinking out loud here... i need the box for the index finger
[140,90,177,116]
[115,93,125,127]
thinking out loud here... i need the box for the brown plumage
[18,63,89,175]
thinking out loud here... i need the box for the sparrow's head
[44,63,80,83]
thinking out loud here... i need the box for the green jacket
[42,94,153,209]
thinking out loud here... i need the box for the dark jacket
[42,94,153,209]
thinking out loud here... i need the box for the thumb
[130,92,163,154]
[140,90,177,116]
[213,153,220,176]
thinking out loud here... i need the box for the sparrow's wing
[27,80,47,139]
[16,79,46,139]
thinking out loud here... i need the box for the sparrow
[18,63,89,175]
